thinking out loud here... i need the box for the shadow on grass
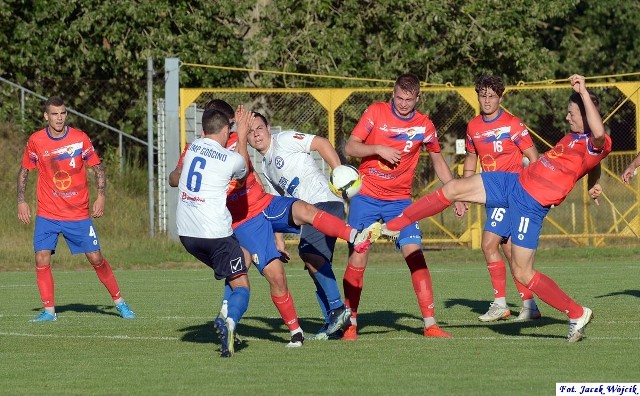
[178,320,250,354]
[444,297,491,315]
[594,289,640,299]
[443,298,567,339]
[31,303,120,317]
[178,305,569,345]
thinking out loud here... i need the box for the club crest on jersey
[53,170,72,190]
[547,144,564,159]
[275,156,285,169]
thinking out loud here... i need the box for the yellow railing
[179,82,640,248]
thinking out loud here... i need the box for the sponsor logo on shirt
[181,192,206,203]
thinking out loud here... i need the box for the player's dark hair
[44,96,65,112]
[252,111,269,127]
[569,91,600,132]
[569,91,600,114]
[203,99,234,119]
[394,74,421,95]
[201,109,230,136]
[475,74,505,97]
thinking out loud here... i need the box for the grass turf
[1,246,639,395]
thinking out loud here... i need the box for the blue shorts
[299,201,344,262]
[348,194,422,248]
[484,206,511,239]
[34,216,101,255]
[481,172,550,249]
[263,196,301,234]
[179,235,248,280]
[233,196,300,274]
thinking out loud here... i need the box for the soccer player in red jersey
[17,96,136,322]
[386,74,608,342]
[170,101,380,347]
[342,73,466,340]
[463,75,541,322]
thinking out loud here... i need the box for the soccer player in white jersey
[175,108,252,357]
[246,112,352,339]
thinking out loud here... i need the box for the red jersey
[519,132,612,206]
[466,110,534,173]
[225,134,272,228]
[176,134,272,228]
[21,126,101,220]
[351,101,441,200]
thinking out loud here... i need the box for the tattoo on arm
[93,163,107,196]
[17,167,29,203]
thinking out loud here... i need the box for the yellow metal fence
[179,81,640,249]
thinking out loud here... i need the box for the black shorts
[180,234,248,280]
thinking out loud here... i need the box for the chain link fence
[173,83,640,248]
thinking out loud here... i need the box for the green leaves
[1,0,638,148]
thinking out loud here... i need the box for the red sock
[512,275,535,300]
[92,259,122,301]
[343,264,365,316]
[487,261,507,299]
[35,264,55,308]
[312,211,353,242]
[387,189,451,231]
[406,251,434,318]
[526,271,582,318]
[271,291,300,331]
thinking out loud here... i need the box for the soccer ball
[329,165,362,199]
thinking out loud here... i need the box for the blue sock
[313,261,344,312]
[314,284,330,323]
[227,286,250,324]
[222,281,233,302]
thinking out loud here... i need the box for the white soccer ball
[329,165,362,199]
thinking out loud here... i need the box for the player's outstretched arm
[570,74,605,147]
[431,152,467,217]
[310,136,341,169]
[234,105,254,170]
[587,164,602,206]
[17,167,31,224]
[621,152,640,184]
[522,145,539,164]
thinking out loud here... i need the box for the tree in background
[1,0,638,148]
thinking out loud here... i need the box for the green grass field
[1,245,639,395]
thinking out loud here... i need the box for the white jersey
[177,137,247,238]
[261,130,341,204]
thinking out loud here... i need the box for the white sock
[226,317,236,332]
[493,297,507,307]
[290,327,303,337]
[423,317,436,328]
[522,299,537,310]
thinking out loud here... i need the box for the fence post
[165,58,181,240]
[147,57,155,238]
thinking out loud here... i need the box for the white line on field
[1,331,638,342]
